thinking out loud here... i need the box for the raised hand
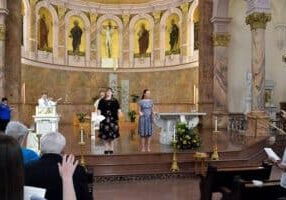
[58,154,78,180]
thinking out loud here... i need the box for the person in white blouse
[38,93,49,107]
[38,93,62,107]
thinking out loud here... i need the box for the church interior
[2,0,286,199]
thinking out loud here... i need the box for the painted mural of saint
[137,23,149,56]
[39,14,49,50]
[169,19,179,52]
[69,20,83,55]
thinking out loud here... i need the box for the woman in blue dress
[138,89,154,152]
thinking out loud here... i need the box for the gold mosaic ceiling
[83,0,153,4]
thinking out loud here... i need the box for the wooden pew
[200,162,272,200]
[229,178,284,200]
[86,168,94,200]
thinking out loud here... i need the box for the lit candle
[215,117,218,132]
[173,125,176,141]
[80,128,84,143]
[193,85,196,104]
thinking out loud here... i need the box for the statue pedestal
[33,106,60,135]
[246,111,269,137]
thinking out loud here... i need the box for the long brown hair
[0,135,24,200]
[141,89,149,99]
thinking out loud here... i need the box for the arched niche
[35,1,59,59]
[160,8,183,63]
[187,0,199,58]
[64,10,91,66]
[96,14,123,68]
[129,14,154,67]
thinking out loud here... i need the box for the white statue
[101,21,117,58]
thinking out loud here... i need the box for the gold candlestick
[211,130,220,160]
[78,124,86,168]
[79,141,86,168]
[170,139,180,172]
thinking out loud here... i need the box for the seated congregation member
[25,132,91,200]
[0,134,24,200]
[5,121,39,164]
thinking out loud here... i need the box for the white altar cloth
[154,112,206,145]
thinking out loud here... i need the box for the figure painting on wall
[169,19,179,53]
[138,23,149,56]
[101,21,117,58]
[38,14,49,50]
[69,20,83,55]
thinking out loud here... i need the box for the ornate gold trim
[245,12,271,30]
[180,2,189,13]
[152,11,161,24]
[90,13,98,24]
[0,25,6,41]
[122,14,130,26]
[212,33,230,47]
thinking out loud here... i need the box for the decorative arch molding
[35,1,59,59]
[48,0,194,15]
[187,0,198,58]
[64,10,91,65]
[160,7,183,62]
[96,14,124,68]
[22,0,30,53]
[129,13,155,67]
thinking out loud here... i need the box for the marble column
[5,0,22,120]
[90,13,97,66]
[57,4,66,65]
[245,10,271,136]
[198,0,214,128]
[152,11,161,66]
[29,0,37,59]
[122,14,130,67]
[0,0,8,98]
[180,2,189,63]
[211,16,231,129]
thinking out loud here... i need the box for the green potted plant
[130,94,140,103]
[175,122,200,150]
[76,112,87,123]
[128,110,136,122]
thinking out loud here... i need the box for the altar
[154,112,206,145]
[33,106,60,135]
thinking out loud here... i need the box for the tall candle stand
[170,138,180,172]
[79,124,86,168]
[171,126,179,172]
[211,130,220,160]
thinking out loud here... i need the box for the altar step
[83,137,270,177]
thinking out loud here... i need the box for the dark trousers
[0,119,10,132]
